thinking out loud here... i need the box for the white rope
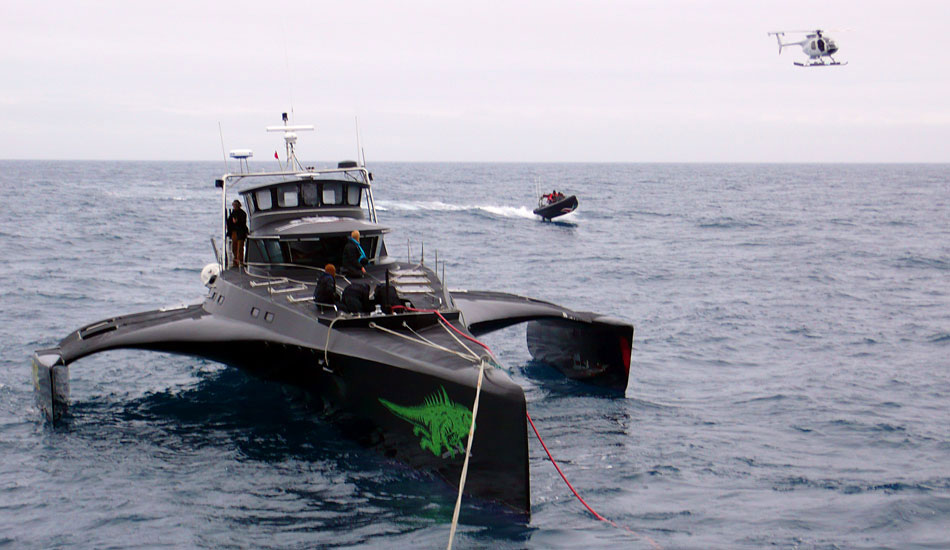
[435,318,481,362]
[368,322,479,363]
[447,356,488,550]
[324,317,343,368]
[403,322,480,362]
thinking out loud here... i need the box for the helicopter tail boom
[768,31,806,55]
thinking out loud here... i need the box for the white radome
[201,263,222,286]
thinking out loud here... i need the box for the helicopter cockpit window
[301,182,319,207]
[276,184,299,208]
[322,182,344,205]
[817,39,825,52]
[255,189,273,211]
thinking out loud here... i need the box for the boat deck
[228,261,448,321]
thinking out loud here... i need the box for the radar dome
[201,263,222,286]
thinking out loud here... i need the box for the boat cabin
[233,168,389,270]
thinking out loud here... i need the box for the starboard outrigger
[31,114,634,515]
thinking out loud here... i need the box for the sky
[1,0,949,162]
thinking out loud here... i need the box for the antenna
[355,116,364,167]
[218,122,229,173]
[279,18,296,121]
[266,112,313,171]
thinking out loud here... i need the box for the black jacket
[226,208,248,239]
[314,273,339,304]
[342,238,368,276]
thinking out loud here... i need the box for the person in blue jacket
[342,230,368,278]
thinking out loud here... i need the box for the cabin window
[250,307,260,318]
[322,182,344,205]
[346,184,362,206]
[264,239,284,263]
[264,312,274,323]
[361,236,378,261]
[277,184,299,207]
[284,237,347,267]
[247,238,285,264]
[255,189,273,210]
[301,182,319,206]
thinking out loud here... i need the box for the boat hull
[526,317,632,390]
[533,195,578,220]
[31,308,531,514]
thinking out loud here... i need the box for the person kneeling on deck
[341,281,372,313]
[374,271,402,314]
[314,264,340,306]
[342,230,368,278]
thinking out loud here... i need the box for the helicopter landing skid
[794,60,847,67]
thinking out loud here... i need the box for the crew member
[315,264,340,305]
[226,200,248,268]
[342,230,368,278]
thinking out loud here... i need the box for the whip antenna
[218,122,228,172]
[356,116,365,167]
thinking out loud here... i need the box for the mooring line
[526,412,662,549]
[381,305,656,547]
[446,356,488,550]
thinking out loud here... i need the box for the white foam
[375,200,538,219]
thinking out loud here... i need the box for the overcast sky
[2,1,948,162]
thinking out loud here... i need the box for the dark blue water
[2,160,948,549]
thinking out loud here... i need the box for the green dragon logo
[379,386,473,459]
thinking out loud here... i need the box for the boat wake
[376,200,537,220]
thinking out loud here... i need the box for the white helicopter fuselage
[769,31,843,66]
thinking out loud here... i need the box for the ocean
[1,161,948,549]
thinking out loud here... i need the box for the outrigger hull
[452,290,633,391]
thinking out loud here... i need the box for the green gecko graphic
[379,386,473,459]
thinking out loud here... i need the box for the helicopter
[767,29,846,67]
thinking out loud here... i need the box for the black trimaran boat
[31,117,634,515]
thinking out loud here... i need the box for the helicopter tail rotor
[767,31,785,54]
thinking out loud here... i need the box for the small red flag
[274,151,279,160]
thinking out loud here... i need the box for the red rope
[390,304,660,547]
[527,411,662,548]
[391,305,493,354]
[525,411,608,521]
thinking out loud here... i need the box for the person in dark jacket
[226,200,249,267]
[341,281,371,313]
[314,264,340,305]
[342,230,368,278]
